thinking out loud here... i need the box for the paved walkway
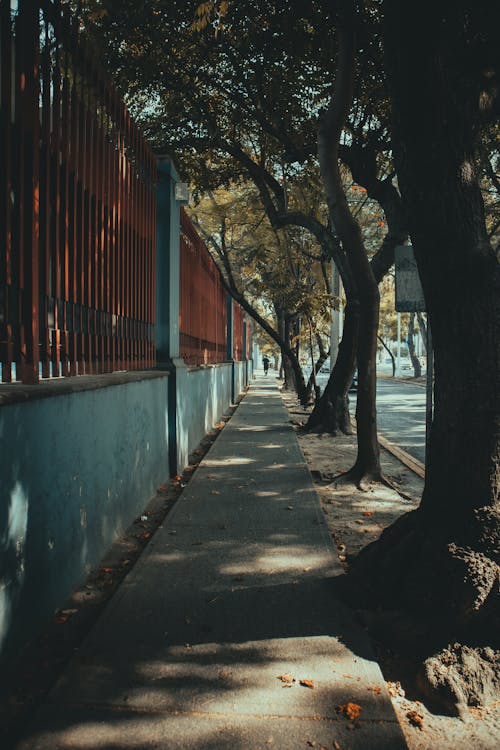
[17,376,407,749]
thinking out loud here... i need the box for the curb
[378,432,426,478]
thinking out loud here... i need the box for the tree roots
[339,506,500,714]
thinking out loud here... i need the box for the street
[313,371,426,463]
[375,378,426,463]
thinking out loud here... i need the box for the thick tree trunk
[346,2,500,713]
[408,313,422,377]
[306,301,358,434]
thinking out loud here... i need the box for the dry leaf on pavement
[407,709,424,729]
[276,673,296,685]
[339,702,362,720]
[300,679,315,689]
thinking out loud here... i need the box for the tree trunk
[417,312,427,355]
[378,335,396,376]
[279,315,308,405]
[306,301,358,434]
[346,2,500,713]
[408,313,422,377]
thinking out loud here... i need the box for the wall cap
[0,370,170,407]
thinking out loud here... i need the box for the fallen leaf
[342,674,352,678]
[61,608,78,616]
[362,511,374,517]
[387,681,405,698]
[141,532,151,539]
[159,484,168,491]
[54,615,69,624]
[102,567,114,573]
[355,519,364,525]
[367,685,382,694]
[339,702,362,720]
[215,422,225,428]
[210,490,221,495]
[333,742,341,750]
[276,673,296,685]
[218,670,232,681]
[406,710,424,730]
[300,679,315,689]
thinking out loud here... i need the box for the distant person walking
[262,356,270,375]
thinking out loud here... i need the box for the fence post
[155,155,186,476]
[243,318,249,386]
[156,156,181,365]
[226,294,235,402]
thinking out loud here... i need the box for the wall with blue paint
[176,363,233,471]
[0,374,170,657]
[234,361,248,400]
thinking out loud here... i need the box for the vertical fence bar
[40,13,52,378]
[0,0,13,381]
[16,1,40,384]
[51,14,64,376]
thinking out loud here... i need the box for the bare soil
[281,386,500,750]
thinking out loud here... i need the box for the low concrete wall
[0,361,251,660]
[176,363,233,471]
[0,373,170,658]
[175,361,250,472]
[233,361,248,400]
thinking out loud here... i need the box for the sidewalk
[17,376,407,750]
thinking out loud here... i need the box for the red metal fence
[179,209,227,366]
[0,0,156,383]
[180,209,249,366]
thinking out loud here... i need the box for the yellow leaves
[192,1,229,35]
[339,702,362,720]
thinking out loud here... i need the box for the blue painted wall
[0,375,170,656]
[176,363,233,471]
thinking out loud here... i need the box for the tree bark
[316,26,382,481]
[307,300,358,434]
[346,2,500,712]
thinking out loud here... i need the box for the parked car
[349,370,358,392]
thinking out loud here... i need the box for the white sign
[395,245,426,312]
[175,183,190,204]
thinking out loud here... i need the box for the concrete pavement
[16,375,407,750]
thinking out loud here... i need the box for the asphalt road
[313,371,427,463]
[375,377,426,463]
